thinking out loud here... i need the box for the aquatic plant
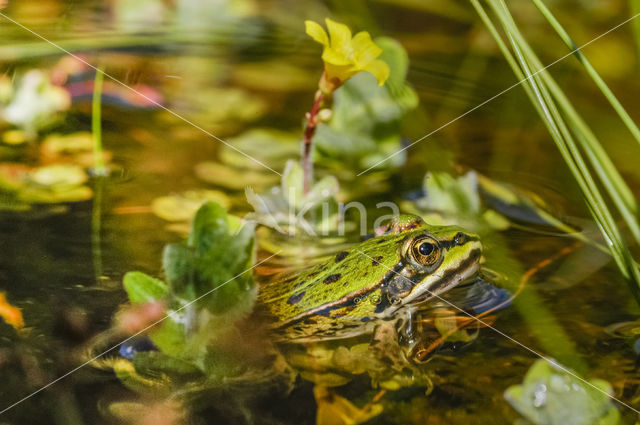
[302,19,390,193]
[91,69,107,176]
[0,69,70,140]
[472,0,640,302]
[505,359,619,425]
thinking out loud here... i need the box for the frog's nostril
[454,232,468,245]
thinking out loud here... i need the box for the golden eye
[410,236,439,266]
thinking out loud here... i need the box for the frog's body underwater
[258,215,482,344]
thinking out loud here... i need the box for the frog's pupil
[419,242,434,256]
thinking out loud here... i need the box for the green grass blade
[476,0,640,302]
[532,0,640,147]
[493,4,640,245]
[476,0,640,245]
[630,0,640,62]
[92,69,107,176]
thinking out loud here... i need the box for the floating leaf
[30,164,88,187]
[39,131,112,168]
[420,171,481,215]
[195,161,279,190]
[2,129,27,145]
[151,190,230,222]
[219,128,299,171]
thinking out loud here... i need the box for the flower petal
[364,59,390,86]
[325,18,352,53]
[324,62,357,84]
[352,31,382,67]
[322,47,352,66]
[305,20,329,46]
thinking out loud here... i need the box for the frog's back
[258,232,408,330]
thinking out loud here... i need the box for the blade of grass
[474,0,640,302]
[477,0,640,245]
[490,0,635,264]
[92,69,106,176]
[91,68,106,285]
[532,0,640,147]
[485,1,640,247]
[474,0,637,259]
[630,0,640,62]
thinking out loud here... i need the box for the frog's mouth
[405,250,482,306]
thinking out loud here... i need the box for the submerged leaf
[314,386,383,425]
[504,359,620,425]
[0,292,23,329]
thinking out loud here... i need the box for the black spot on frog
[323,274,341,284]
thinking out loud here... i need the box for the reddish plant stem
[302,91,324,194]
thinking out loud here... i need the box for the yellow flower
[305,18,390,93]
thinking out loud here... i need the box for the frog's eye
[410,236,440,266]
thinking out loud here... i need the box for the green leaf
[177,202,257,315]
[188,201,231,255]
[420,171,482,215]
[282,160,304,210]
[123,271,169,304]
[504,359,620,425]
[162,243,195,297]
[148,315,187,358]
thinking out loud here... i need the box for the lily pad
[2,129,27,145]
[151,190,231,222]
[40,132,112,166]
[218,128,299,171]
[30,164,88,187]
[195,161,279,190]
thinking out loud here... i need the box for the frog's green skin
[258,215,482,342]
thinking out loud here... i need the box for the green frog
[258,214,482,349]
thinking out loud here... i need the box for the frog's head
[380,215,482,311]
